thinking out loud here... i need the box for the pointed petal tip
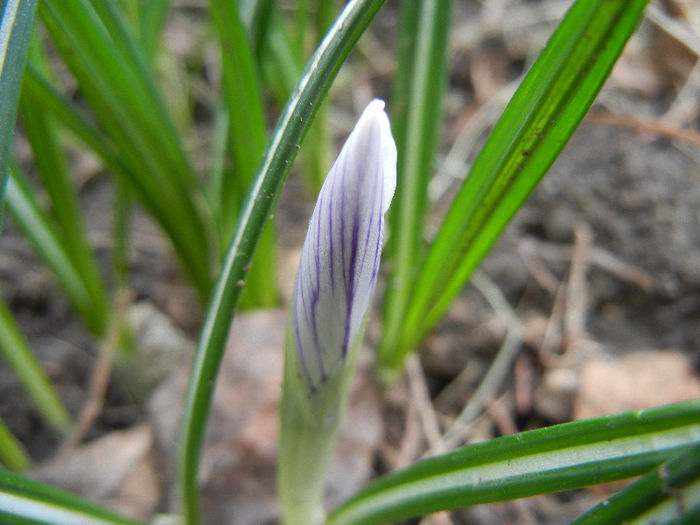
[356,99,397,215]
[366,98,386,113]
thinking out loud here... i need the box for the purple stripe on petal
[341,211,360,356]
[294,285,315,392]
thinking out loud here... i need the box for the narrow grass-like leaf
[112,178,132,291]
[0,416,29,472]
[85,0,188,179]
[261,5,332,194]
[210,0,277,308]
[386,0,419,146]
[21,65,120,169]
[292,0,310,62]
[118,0,171,64]
[179,2,386,523]
[378,0,452,379]
[386,0,650,369]
[239,0,275,60]
[5,163,100,334]
[205,100,229,225]
[39,0,213,297]
[21,62,163,300]
[21,65,157,222]
[22,65,174,301]
[0,0,37,207]
[0,297,70,434]
[51,0,193,190]
[0,468,144,525]
[264,13,302,106]
[328,401,700,525]
[571,442,700,525]
[293,0,337,63]
[303,0,336,193]
[21,37,108,335]
[212,0,267,193]
[137,0,170,62]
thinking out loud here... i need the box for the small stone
[573,350,700,420]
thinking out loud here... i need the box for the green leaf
[5,163,98,334]
[21,65,120,169]
[0,0,38,212]
[210,0,277,308]
[388,0,650,368]
[260,4,332,194]
[39,0,213,298]
[21,36,108,335]
[0,297,70,435]
[238,0,275,61]
[378,0,453,380]
[0,416,29,472]
[178,1,386,523]
[0,468,144,525]
[116,0,171,64]
[328,401,700,525]
[571,442,700,525]
[137,0,171,62]
[295,0,337,194]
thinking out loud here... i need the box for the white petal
[293,99,397,392]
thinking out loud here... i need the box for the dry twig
[394,391,423,469]
[517,237,654,291]
[60,290,133,453]
[565,223,593,350]
[587,110,700,149]
[435,271,522,453]
[406,354,445,455]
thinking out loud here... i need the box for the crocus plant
[279,99,397,525]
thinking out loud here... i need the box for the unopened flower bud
[293,99,397,392]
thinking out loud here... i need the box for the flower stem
[279,324,360,525]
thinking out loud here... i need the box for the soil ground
[1,1,699,524]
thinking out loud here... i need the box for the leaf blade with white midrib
[0,468,144,525]
[0,0,38,215]
[328,401,700,525]
[389,0,650,367]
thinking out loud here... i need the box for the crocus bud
[293,99,397,393]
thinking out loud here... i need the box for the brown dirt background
[1,1,699,524]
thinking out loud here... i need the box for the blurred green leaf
[137,0,171,62]
[239,0,275,60]
[21,65,120,169]
[210,0,277,308]
[329,401,700,525]
[0,0,38,215]
[5,163,101,334]
[379,0,453,380]
[40,0,213,298]
[117,0,171,64]
[571,442,700,525]
[260,3,332,194]
[0,296,70,435]
[20,36,108,335]
[0,414,29,472]
[386,0,650,370]
[0,468,143,525]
